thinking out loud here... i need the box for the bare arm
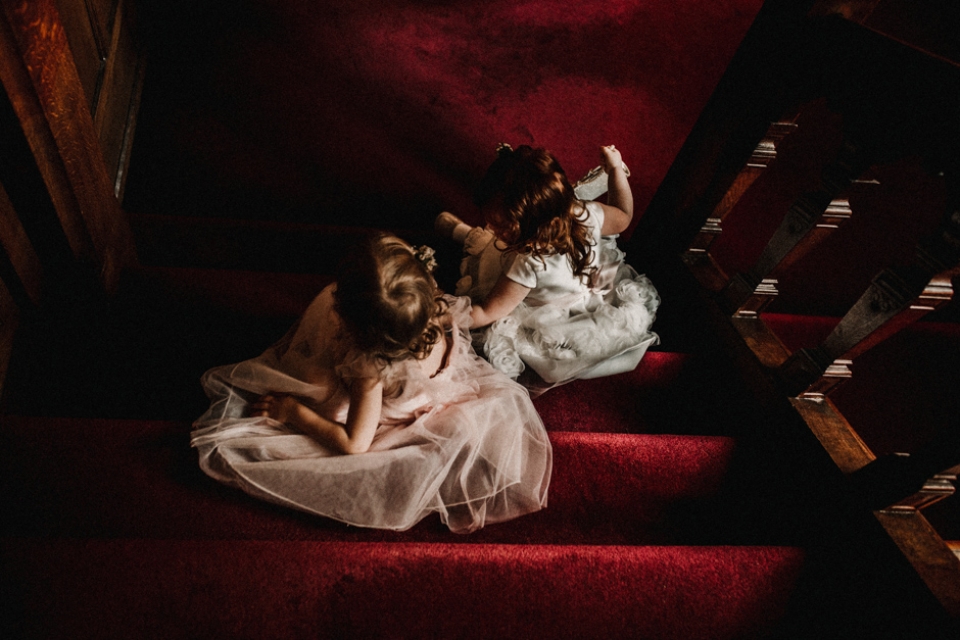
[597,145,633,236]
[251,376,383,454]
[470,273,531,328]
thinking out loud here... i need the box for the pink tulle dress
[192,285,552,533]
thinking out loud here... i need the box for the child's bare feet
[250,393,301,424]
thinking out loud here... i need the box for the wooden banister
[721,138,871,314]
[0,0,142,395]
[655,3,960,620]
[0,180,42,306]
[684,113,799,292]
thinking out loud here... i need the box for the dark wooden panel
[0,8,91,263]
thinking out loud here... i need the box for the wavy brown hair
[333,233,447,364]
[475,145,593,280]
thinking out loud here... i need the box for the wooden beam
[0,0,136,292]
[0,6,91,264]
[789,394,875,474]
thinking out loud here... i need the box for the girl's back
[192,235,551,533]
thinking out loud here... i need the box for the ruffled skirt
[192,348,551,533]
[477,256,660,389]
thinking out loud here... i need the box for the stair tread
[3,415,737,546]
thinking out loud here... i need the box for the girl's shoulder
[301,282,338,320]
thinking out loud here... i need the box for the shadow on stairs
[1,224,954,639]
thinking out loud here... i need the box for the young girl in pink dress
[437,144,660,394]
[192,233,552,533]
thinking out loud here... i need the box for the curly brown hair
[333,233,447,363]
[475,145,594,280]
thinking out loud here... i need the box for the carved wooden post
[684,114,799,291]
[721,138,871,314]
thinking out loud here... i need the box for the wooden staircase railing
[633,0,960,619]
[0,0,141,390]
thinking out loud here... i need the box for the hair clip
[495,142,513,157]
[412,245,438,274]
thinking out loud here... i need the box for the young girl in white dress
[191,233,552,533]
[437,144,660,394]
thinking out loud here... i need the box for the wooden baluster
[721,138,871,314]
[733,183,877,321]
[789,394,875,474]
[684,115,799,291]
[874,508,960,616]
[792,394,960,615]
[725,147,874,370]
[779,195,960,396]
[892,465,957,512]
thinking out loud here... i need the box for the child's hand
[251,393,299,424]
[600,145,623,173]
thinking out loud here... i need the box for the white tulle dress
[191,286,552,533]
[458,201,660,389]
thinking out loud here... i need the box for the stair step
[2,416,736,546]
[534,352,692,433]
[2,538,804,640]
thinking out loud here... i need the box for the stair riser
[3,539,804,640]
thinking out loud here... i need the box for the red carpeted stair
[5,0,954,636]
[2,260,810,639]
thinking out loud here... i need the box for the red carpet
[5,1,957,637]
[4,539,803,640]
[1,257,812,638]
[127,0,766,235]
[8,250,960,637]
[2,416,737,546]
